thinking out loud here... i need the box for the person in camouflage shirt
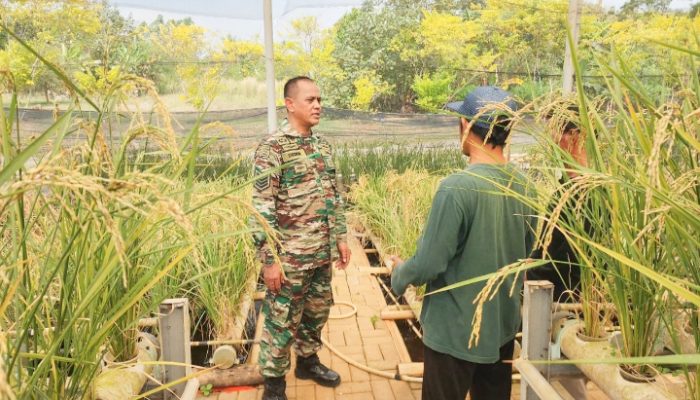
[251,76,350,400]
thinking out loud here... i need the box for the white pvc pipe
[514,359,565,400]
[559,322,686,400]
[263,0,277,134]
[180,378,200,400]
[562,0,580,94]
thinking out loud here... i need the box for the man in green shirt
[390,86,537,400]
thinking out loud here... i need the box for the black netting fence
[10,106,537,151]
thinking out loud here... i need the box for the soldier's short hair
[284,76,315,98]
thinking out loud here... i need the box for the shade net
[11,106,535,153]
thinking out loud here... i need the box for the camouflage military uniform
[251,121,347,378]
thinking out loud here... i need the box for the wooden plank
[198,364,264,387]
[228,279,257,349]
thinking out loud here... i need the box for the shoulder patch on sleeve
[254,174,270,191]
[255,142,272,162]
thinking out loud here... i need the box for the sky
[110,0,696,41]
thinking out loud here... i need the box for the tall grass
[350,170,440,261]
[0,27,265,398]
[335,142,465,179]
[172,182,258,342]
[1,73,195,398]
[515,36,700,392]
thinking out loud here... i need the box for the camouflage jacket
[251,122,347,271]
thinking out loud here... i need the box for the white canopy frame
[263,0,277,133]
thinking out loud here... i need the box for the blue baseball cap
[446,86,518,129]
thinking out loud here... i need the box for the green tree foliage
[412,72,453,112]
[0,0,102,99]
[332,2,425,110]
[620,0,671,14]
[1,0,698,112]
[217,37,264,79]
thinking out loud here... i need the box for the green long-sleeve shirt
[391,163,537,363]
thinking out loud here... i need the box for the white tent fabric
[110,0,363,20]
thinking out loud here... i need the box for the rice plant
[350,169,442,299]
[173,182,258,342]
[0,27,267,398]
[514,35,700,392]
[335,142,465,179]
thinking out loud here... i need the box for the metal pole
[520,281,554,400]
[562,0,580,94]
[159,298,191,400]
[263,0,277,134]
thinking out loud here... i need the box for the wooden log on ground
[197,364,264,387]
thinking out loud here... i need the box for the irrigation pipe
[321,300,520,384]
[190,339,260,347]
[320,335,423,383]
[327,300,358,320]
[323,295,424,383]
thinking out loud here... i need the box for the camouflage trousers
[259,264,333,377]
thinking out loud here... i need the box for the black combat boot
[294,353,341,387]
[262,376,287,400]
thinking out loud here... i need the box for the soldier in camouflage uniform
[251,76,350,400]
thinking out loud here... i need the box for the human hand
[263,263,284,293]
[336,242,351,270]
[387,255,404,273]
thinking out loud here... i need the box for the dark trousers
[422,340,514,400]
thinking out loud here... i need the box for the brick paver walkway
[198,229,609,400]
